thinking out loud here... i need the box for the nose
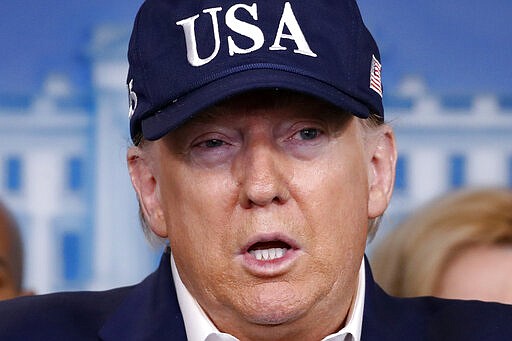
[236,138,290,209]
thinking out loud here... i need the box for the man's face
[129,92,395,339]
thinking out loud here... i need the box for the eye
[290,127,323,142]
[202,139,226,148]
[297,128,319,140]
[192,135,231,150]
[188,134,237,166]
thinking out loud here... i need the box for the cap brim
[141,68,370,141]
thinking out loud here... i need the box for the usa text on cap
[127,0,383,142]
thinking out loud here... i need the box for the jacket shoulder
[365,287,512,340]
[363,258,512,340]
[423,297,512,339]
[0,286,133,341]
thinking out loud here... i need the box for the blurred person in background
[0,200,31,300]
[371,188,512,304]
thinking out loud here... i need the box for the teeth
[249,248,287,261]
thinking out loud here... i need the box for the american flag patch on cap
[370,55,383,98]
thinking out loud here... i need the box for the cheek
[163,176,239,300]
[294,149,369,259]
[162,177,228,234]
[296,148,369,219]
[158,166,238,265]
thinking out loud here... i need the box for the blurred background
[0,0,511,294]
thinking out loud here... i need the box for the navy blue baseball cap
[127,0,384,142]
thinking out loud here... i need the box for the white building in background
[0,75,94,293]
[0,28,511,293]
[374,77,512,244]
[0,25,159,294]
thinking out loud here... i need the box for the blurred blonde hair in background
[371,188,512,299]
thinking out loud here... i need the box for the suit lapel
[98,251,187,341]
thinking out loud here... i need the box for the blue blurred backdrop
[0,1,511,294]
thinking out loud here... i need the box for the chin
[245,307,303,326]
[239,285,309,326]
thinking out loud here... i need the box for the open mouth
[248,241,292,261]
[241,234,300,275]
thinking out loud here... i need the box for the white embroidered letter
[269,2,317,57]
[176,7,223,67]
[226,3,265,56]
[128,79,137,118]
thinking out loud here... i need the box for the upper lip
[241,232,300,254]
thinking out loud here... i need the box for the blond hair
[371,188,512,297]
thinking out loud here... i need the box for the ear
[367,126,397,219]
[127,145,168,238]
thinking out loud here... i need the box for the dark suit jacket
[1,251,512,340]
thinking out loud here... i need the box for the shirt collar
[171,253,365,341]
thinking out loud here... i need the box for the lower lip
[240,248,300,277]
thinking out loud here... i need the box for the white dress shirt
[171,254,365,341]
